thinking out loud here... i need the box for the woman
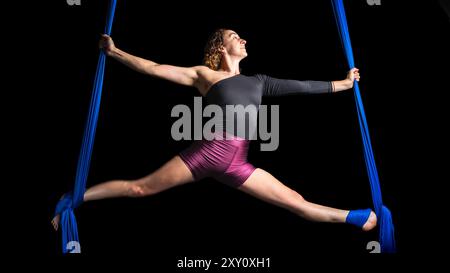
[52,29,376,232]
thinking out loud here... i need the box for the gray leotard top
[204,74,332,139]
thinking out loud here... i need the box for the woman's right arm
[99,34,203,88]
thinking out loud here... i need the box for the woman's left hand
[331,68,361,92]
[347,68,361,83]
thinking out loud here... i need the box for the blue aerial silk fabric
[331,0,396,253]
[54,0,117,254]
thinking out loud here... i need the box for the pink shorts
[179,132,257,188]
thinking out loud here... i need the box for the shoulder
[253,73,268,81]
[251,73,270,85]
[193,65,212,75]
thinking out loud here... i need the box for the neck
[218,55,241,75]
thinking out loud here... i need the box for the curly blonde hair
[203,28,226,71]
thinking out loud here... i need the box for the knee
[127,182,152,198]
[284,190,306,210]
[289,189,305,202]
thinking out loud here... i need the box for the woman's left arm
[260,68,360,96]
[331,68,360,92]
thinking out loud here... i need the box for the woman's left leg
[237,168,377,231]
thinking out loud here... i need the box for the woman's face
[221,29,247,59]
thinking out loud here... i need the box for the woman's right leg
[83,155,194,201]
[52,155,194,230]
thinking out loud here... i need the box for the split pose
[52,29,376,232]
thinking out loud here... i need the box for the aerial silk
[331,0,396,253]
[54,0,117,254]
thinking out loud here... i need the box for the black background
[12,0,450,268]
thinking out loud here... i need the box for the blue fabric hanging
[331,0,396,253]
[54,0,117,254]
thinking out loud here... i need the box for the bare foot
[51,194,65,231]
[362,211,377,231]
[51,215,60,231]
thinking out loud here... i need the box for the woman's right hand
[99,34,116,56]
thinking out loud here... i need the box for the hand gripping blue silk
[331,0,396,253]
[54,0,117,254]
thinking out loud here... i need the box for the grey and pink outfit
[179,74,332,187]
